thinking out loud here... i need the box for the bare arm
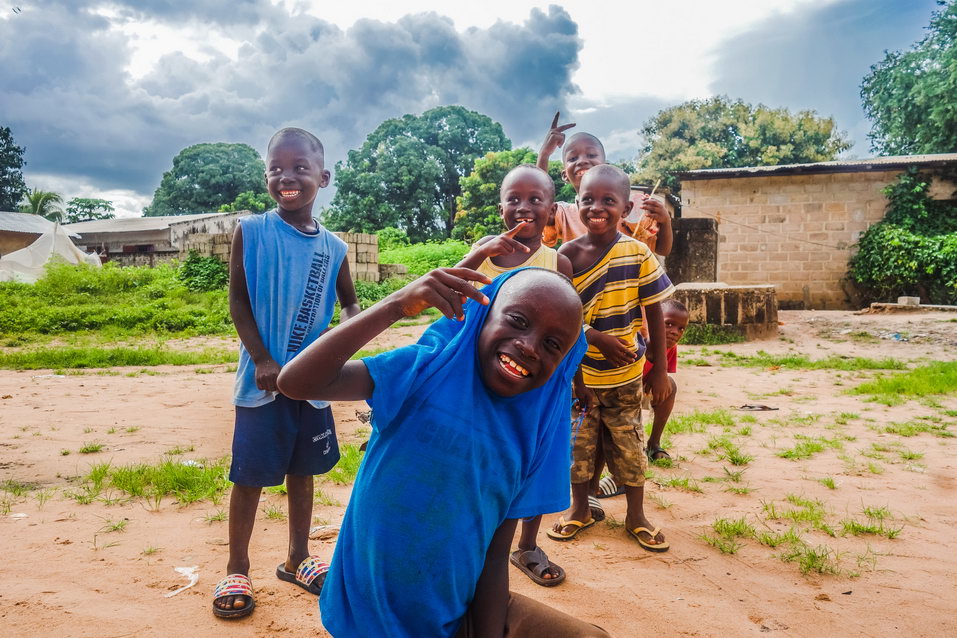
[465,518,517,637]
[456,224,529,271]
[643,302,670,404]
[536,111,575,171]
[335,257,362,323]
[229,226,280,392]
[277,268,491,402]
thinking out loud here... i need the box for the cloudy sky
[0,0,941,216]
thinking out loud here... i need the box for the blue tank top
[233,211,348,409]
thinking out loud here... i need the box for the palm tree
[19,188,64,222]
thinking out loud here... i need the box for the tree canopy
[20,188,64,222]
[218,190,273,213]
[0,127,27,212]
[453,148,575,244]
[861,1,957,155]
[326,106,510,242]
[636,96,851,190]
[144,143,267,217]
[65,198,115,223]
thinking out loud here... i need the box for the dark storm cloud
[0,2,582,203]
[707,0,940,155]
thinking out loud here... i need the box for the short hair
[581,164,630,200]
[501,164,555,198]
[268,127,324,158]
[661,299,688,315]
[499,267,580,311]
[563,132,605,159]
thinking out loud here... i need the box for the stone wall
[665,217,718,285]
[680,171,903,309]
[672,282,778,340]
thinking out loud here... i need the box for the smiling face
[577,165,633,238]
[561,133,606,192]
[476,270,582,397]
[264,134,330,215]
[662,306,690,349]
[498,166,556,241]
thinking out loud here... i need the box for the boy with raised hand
[549,164,674,552]
[212,127,361,619]
[536,111,673,257]
[277,266,609,637]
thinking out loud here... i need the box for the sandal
[510,547,566,587]
[546,516,596,541]
[212,573,255,619]
[587,495,606,522]
[646,446,671,463]
[596,475,625,499]
[276,555,329,595]
[628,526,670,552]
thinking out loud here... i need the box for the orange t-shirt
[542,193,659,248]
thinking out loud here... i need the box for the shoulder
[557,235,585,256]
[556,252,573,278]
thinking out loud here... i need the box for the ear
[622,199,635,216]
[560,169,570,184]
[497,202,504,218]
[319,169,331,188]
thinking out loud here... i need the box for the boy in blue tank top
[212,128,361,619]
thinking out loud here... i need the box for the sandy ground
[0,310,955,637]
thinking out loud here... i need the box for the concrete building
[677,154,957,309]
[65,212,244,257]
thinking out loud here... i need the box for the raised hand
[638,195,670,225]
[393,267,491,321]
[540,111,576,159]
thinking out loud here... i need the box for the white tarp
[0,223,101,283]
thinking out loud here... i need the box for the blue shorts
[229,395,340,487]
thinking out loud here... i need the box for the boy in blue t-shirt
[212,128,361,619]
[278,268,609,637]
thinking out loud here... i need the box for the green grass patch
[707,349,906,371]
[79,441,105,454]
[701,516,755,554]
[379,241,470,276]
[659,475,703,493]
[851,361,957,402]
[681,324,745,346]
[757,527,803,548]
[0,346,237,370]
[667,409,735,434]
[817,477,837,490]
[74,457,230,508]
[780,543,840,575]
[777,435,843,460]
[875,420,953,438]
[325,443,364,485]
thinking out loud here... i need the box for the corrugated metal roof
[64,212,225,234]
[0,211,80,237]
[677,153,957,180]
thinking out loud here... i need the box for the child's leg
[514,515,562,582]
[551,401,602,537]
[647,375,677,459]
[518,516,542,551]
[502,592,610,637]
[215,483,262,612]
[284,473,313,572]
[588,436,605,495]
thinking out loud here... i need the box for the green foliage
[706,349,905,370]
[680,323,745,345]
[327,106,511,242]
[144,142,267,216]
[376,227,411,251]
[0,346,236,370]
[379,240,471,276]
[88,457,231,507]
[0,262,232,338]
[452,147,575,243]
[0,126,27,211]
[65,198,115,223]
[177,251,229,292]
[218,190,273,213]
[326,443,364,485]
[19,188,64,222]
[852,361,957,400]
[861,1,957,154]
[638,96,850,191]
[848,168,957,304]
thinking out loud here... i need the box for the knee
[584,626,612,637]
[669,375,677,395]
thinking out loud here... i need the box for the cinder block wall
[681,171,900,309]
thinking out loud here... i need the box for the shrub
[177,251,229,292]
[379,240,471,276]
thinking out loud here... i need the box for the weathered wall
[681,171,903,309]
[665,217,718,285]
[672,283,778,340]
[0,231,40,257]
[168,212,246,249]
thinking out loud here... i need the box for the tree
[636,96,851,191]
[327,106,510,242]
[452,147,575,243]
[20,188,64,222]
[0,126,27,212]
[65,197,115,223]
[861,1,957,155]
[218,190,273,213]
[144,143,267,216]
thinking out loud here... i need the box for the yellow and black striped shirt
[573,234,674,389]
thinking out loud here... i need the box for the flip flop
[588,495,606,522]
[646,446,671,463]
[546,516,596,541]
[212,573,255,619]
[596,475,625,499]
[628,526,670,552]
[276,555,329,595]
[737,404,779,411]
[510,547,566,587]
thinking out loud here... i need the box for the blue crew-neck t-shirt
[319,270,587,638]
[232,210,347,409]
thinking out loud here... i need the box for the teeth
[280,190,300,198]
[498,353,529,378]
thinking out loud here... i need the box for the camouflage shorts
[571,378,647,486]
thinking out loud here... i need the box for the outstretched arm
[536,111,576,171]
[465,518,518,637]
[277,268,491,402]
[456,223,530,271]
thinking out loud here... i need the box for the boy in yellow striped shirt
[548,164,675,552]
